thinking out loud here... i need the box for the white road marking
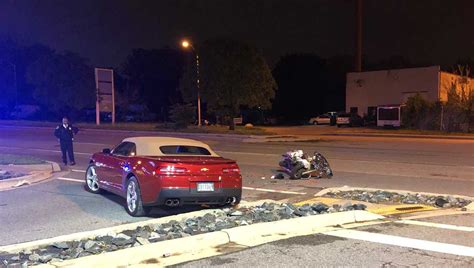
[242,186,306,195]
[74,142,110,146]
[216,150,278,157]
[396,219,474,232]
[323,229,474,257]
[55,177,306,196]
[71,169,86,173]
[57,177,83,183]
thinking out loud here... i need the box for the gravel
[0,201,366,266]
[324,190,472,208]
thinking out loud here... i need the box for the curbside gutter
[33,210,384,267]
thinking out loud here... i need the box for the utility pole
[355,0,363,72]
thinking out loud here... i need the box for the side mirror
[102,148,111,154]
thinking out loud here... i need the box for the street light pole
[181,40,202,127]
[195,53,202,127]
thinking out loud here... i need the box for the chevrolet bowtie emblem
[201,168,209,172]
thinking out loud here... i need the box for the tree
[121,48,184,121]
[272,54,328,122]
[169,103,196,129]
[180,38,276,128]
[445,65,474,132]
[26,51,95,116]
[402,93,437,130]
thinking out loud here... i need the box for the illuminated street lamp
[181,39,202,127]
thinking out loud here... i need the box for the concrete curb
[45,161,61,172]
[0,162,59,191]
[0,208,220,253]
[35,210,384,267]
[0,199,277,252]
[0,171,51,190]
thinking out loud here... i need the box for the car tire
[85,164,102,194]
[313,121,318,125]
[125,177,150,217]
[337,124,341,128]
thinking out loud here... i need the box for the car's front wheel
[85,165,102,194]
[125,177,150,217]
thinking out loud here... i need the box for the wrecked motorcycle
[278,150,333,179]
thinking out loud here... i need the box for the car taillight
[222,167,240,173]
[156,165,188,175]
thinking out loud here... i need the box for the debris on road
[0,201,367,266]
[13,180,30,188]
[278,150,333,179]
[271,173,285,180]
[324,190,472,208]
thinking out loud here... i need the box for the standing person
[54,117,79,166]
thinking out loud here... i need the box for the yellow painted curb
[368,204,436,216]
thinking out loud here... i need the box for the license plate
[197,182,214,192]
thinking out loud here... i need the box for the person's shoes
[63,162,68,166]
[70,162,76,166]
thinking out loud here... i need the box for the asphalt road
[179,214,474,267]
[0,124,473,264]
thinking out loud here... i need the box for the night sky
[1,0,473,68]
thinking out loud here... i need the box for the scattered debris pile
[278,150,333,179]
[0,202,366,266]
[324,190,472,208]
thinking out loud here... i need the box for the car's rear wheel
[313,121,318,125]
[125,177,150,217]
[85,165,102,194]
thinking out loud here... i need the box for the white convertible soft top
[122,136,219,157]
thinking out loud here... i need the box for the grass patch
[0,154,46,165]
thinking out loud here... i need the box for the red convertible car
[85,137,242,216]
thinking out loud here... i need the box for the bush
[169,103,196,129]
[402,93,437,129]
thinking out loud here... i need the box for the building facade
[345,66,472,117]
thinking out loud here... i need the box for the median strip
[0,201,379,267]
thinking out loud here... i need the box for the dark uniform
[54,122,79,165]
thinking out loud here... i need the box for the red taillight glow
[156,165,187,175]
[222,167,240,173]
